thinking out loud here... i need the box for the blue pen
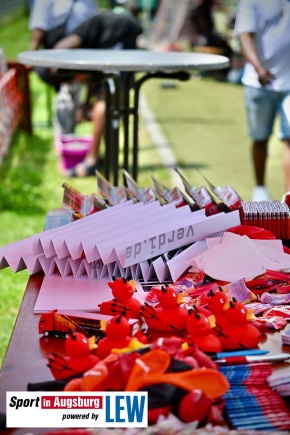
[216,349,269,358]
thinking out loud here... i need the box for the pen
[207,349,269,360]
[216,353,290,365]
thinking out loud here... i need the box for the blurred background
[0,0,285,364]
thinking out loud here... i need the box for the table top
[1,273,290,428]
[17,49,230,73]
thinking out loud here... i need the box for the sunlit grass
[141,76,284,201]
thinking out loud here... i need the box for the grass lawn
[141,76,285,202]
[0,11,286,366]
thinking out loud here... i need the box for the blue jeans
[244,86,290,140]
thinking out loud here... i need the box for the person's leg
[252,139,268,186]
[64,91,106,177]
[244,86,276,200]
[279,91,290,193]
[251,139,271,201]
[85,94,106,166]
[283,140,290,192]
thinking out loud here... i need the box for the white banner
[6,391,148,428]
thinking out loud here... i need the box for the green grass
[0,11,286,367]
[0,67,164,366]
[141,76,284,201]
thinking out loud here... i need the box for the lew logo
[105,394,147,424]
[6,392,148,428]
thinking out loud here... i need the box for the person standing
[235,0,290,201]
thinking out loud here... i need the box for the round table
[18,49,230,184]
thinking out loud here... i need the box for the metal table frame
[103,69,190,184]
[18,49,230,184]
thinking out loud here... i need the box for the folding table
[18,49,229,184]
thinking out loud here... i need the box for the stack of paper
[0,200,243,313]
[0,201,241,282]
[187,232,290,282]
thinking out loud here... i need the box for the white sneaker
[252,186,271,201]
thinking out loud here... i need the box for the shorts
[244,86,290,140]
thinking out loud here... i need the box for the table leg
[122,71,135,176]
[103,75,121,185]
[129,71,191,181]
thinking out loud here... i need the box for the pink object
[55,134,93,170]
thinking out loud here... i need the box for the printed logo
[7,392,148,428]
